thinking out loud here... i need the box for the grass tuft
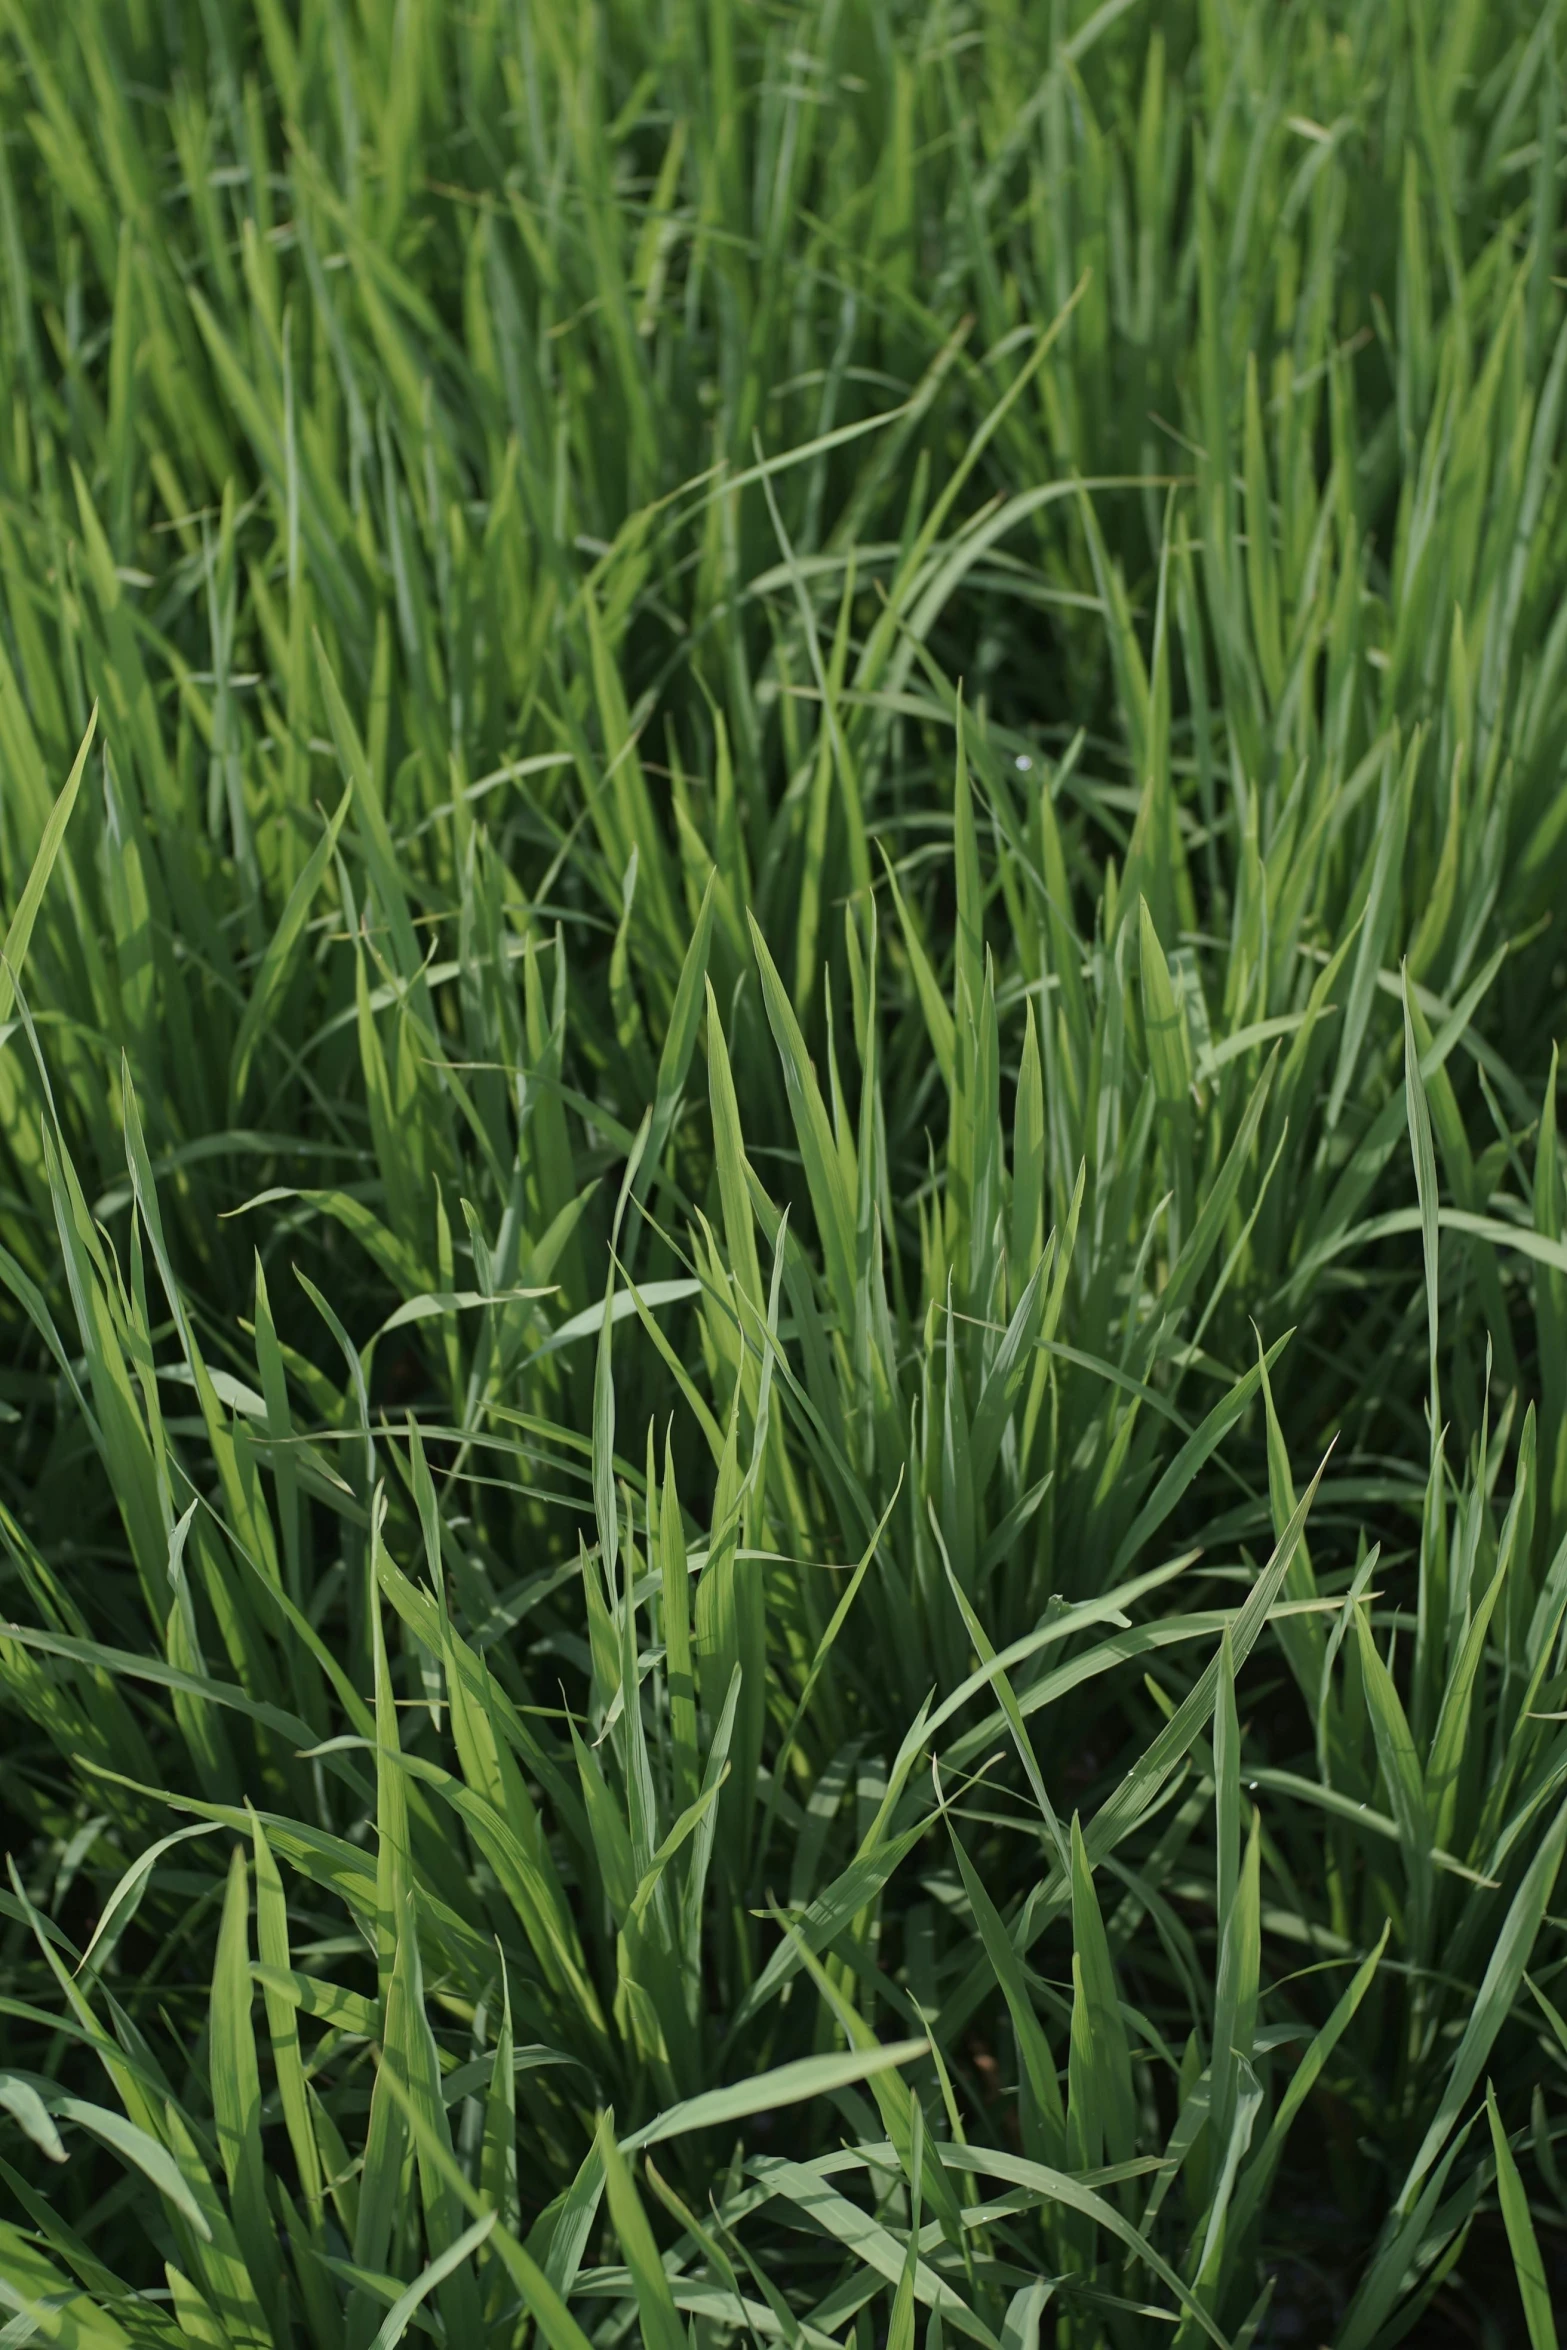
[1,0,1567,2341]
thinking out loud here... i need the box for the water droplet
[1015,754,1033,772]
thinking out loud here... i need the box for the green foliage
[0,0,1566,2342]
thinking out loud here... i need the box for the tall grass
[2,0,1567,2342]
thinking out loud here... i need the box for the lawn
[1,1,1566,2343]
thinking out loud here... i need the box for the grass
[1,0,1567,2341]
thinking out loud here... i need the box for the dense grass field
[5,0,1567,2341]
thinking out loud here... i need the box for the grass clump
[2,0,1567,2342]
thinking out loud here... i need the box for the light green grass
[1,0,1567,2343]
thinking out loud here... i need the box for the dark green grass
[1,1,1567,2344]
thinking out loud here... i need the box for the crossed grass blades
[2,0,1567,2343]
